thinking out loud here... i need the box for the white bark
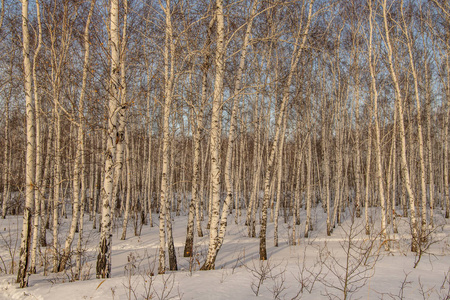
[17,0,35,287]
[158,0,177,273]
[382,0,419,252]
[30,0,42,273]
[201,0,225,270]
[368,0,387,247]
[1,51,11,219]
[113,0,128,218]
[304,131,312,238]
[425,55,434,227]
[401,1,427,240]
[121,129,131,240]
[215,0,259,260]
[365,127,372,235]
[274,113,287,246]
[97,0,120,278]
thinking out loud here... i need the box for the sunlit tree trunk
[425,52,434,227]
[112,0,128,219]
[214,0,259,261]
[158,0,177,273]
[60,0,94,271]
[17,0,35,287]
[320,61,331,236]
[368,0,387,247]
[304,129,312,238]
[201,0,225,270]
[1,39,12,220]
[121,129,131,240]
[97,0,120,278]
[365,126,372,235]
[30,0,43,273]
[274,114,287,246]
[382,0,418,252]
[401,2,427,240]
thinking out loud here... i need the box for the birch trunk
[40,125,53,247]
[1,49,11,219]
[60,0,93,271]
[213,0,259,261]
[17,0,35,287]
[304,131,312,238]
[444,51,450,218]
[401,2,427,240]
[113,0,128,218]
[351,36,362,219]
[121,129,131,240]
[195,108,205,238]
[30,0,43,273]
[96,0,120,278]
[382,0,419,252]
[201,0,225,270]
[321,64,331,235]
[158,0,177,273]
[184,108,202,256]
[365,126,372,235]
[368,1,387,247]
[425,55,434,227]
[274,114,287,246]
[144,57,153,226]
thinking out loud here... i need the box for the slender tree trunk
[112,0,128,219]
[368,2,387,247]
[159,0,177,273]
[29,1,40,267]
[274,113,287,246]
[201,0,226,270]
[59,0,93,271]
[184,109,202,256]
[365,127,372,235]
[425,54,434,228]
[211,0,260,262]
[97,0,120,278]
[121,129,131,240]
[304,130,312,238]
[401,3,427,240]
[382,0,418,252]
[17,0,35,287]
[320,63,331,236]
[2,45,12,219]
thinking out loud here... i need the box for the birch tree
[382,0,419,252]
[30,0,42,273]
[17,0,35,287]
[158,0,177,274]
[368,0,387,246]
[97,0,120,278]
[201,0,226,270]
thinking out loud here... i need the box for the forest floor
[0,204,449,299]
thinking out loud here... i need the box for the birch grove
[3,0,450,286]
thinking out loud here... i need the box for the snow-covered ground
[0,206,449,299]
